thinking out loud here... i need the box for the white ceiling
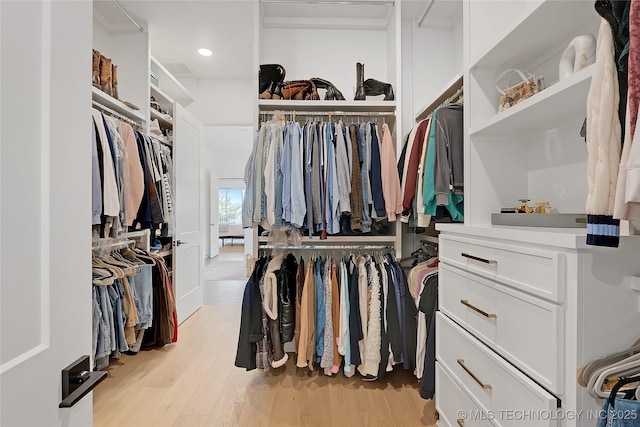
[93,0,461,81]
[95,0,256,80]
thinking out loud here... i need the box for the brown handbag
[280,80,319,100]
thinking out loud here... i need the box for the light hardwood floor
[93,305,438,427]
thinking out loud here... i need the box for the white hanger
[587,351,640,398]
[580,338,640,386]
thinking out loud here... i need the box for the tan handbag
[496,69,545,112]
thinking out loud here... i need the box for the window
[218,188,243,225]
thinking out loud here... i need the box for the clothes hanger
[92,267,115,286]
[609,375,640,405]
[580,341,640,386]
[101,252,137,276]
[587,352,640,398]
[92,258,125,279]
[131,248,157,266]
[112,251,141,273]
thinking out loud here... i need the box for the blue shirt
[281,124,292,223]
[324,123,340,234]
[289,122,306,228]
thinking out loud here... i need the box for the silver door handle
[176,240,188,246]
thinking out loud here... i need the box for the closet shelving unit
[469,64,594,136]
[254,0,403,258]
[93,4,194,279]
[399,0,463,257]
[148,56,195,141]
[465,0,600,223]
[434,2,640,426]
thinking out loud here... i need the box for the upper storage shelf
[469,1,598,70]
[258,99,396,112]
[470,64,593,137]
[92,87,146,124]
[150,56,194,107]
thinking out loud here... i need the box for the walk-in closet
[2,1,640,426]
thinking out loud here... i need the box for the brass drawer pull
[457,359,492,390]
[457,419,465,427]
[460,299,497,319]
[461,252,497,264]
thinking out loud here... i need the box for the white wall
[181,78,255,126]
[261,27,389,101]
[203,125,254,179]
[200,144,217,260]
[468,0,532,62]
[201,125,253,259]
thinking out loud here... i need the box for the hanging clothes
[243,118,402,238]
[586,19,623,247]
[237,250,420,384]
[92,245,175,370]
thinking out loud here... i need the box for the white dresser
[435,224,640,427]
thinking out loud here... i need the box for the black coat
[234,257,268,371]
[278,253,298,343]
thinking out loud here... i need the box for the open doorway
[218,187,244,253]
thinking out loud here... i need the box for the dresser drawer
[439,234,565,303]
[437,313,558,427]
[436,362,493,427]
[439,264,563,394]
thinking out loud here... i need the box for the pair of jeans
[95,285,114,360]
[108,279,129,355]
[92,287,103,362]
[132,264,153,329]
[597,398,640,427]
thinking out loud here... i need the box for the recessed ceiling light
[198,48,212,57]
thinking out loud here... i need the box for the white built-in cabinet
[430,2,640,426]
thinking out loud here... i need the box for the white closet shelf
[415,72,463,122]
[150,83,174,110]
[153,249,172,258]
[150,108,174,128]
[258,99,396,113]
[149,134,172,147]
[258,235,397,244]
[470,64,593,137]
[92,87,145,123]
[150,56,194,107]
[469,1,597,70]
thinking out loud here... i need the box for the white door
[1,1,94,426]
[173,104,204,324]
[210,173,220,258]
